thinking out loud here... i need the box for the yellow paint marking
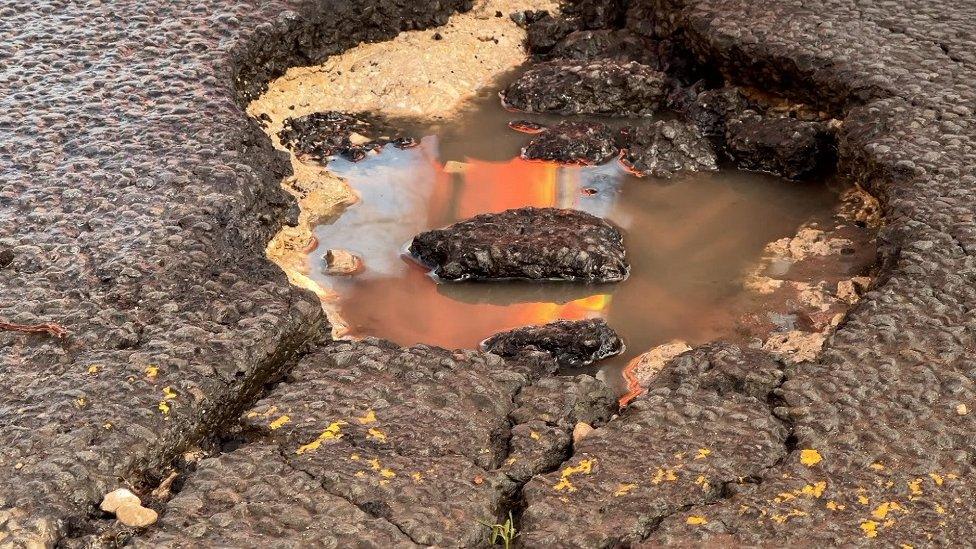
[908,478,923,498]
[825,500,845,511]
[380,468,396,478]
[800,481,827,498]
[613,483,637,497]
[929,472,944,486]
[869,462,885,471]
[530,431,541,440]
[145,366,158,378]
[357,409,377,424]
[367,428,388,442]
[269,415,290,430]
[162,386,177,400]
[858,495,870,505]
[411,472,423,482]
[355,471,366,478]
[369,458,381,470]
[860,520,879,538]
[799,449,822,467]
[87,365,99,374]
[553,459,595,492]
[158,400,170,414]
[686,515,707,525]
[296,421,347,454]
[695,448,712,460]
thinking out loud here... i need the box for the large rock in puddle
[481,318,624,368]
[519,344,788,547]
[725,111,836,179]
[521,121,620,165]
[145,340,616,547]
[619,120,718,178]
[408,207,629,283]
[501,60,669,117]
[277,111,416,163]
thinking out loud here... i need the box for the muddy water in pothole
[308,77,841,393]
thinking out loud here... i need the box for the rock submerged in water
[277,111,412,164]
[521,121,620,165]
[481,318,624,368]
[725,111,836,179]
[619,120,718,178]
[408,207,629,283]
[501,60,669,117]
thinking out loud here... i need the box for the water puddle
[306,74,850,394]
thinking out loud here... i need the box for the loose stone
[100,488,141,513]
[481,318,624,368]
[619,120,718,178]
[115,503,158,528]
[324,249,364,276]
[521,121,620,165]
[501,59,670,117]
[408,207,629,283]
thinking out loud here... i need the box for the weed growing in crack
[480,512,518,549]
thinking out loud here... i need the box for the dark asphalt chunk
[619,119,719,178]
[481,318,625,368]
[680,86,755,141]
[278,111,413,163]
[525,12,583,54]
[500,59,670,116]
[549,29,662,66]
[408,207,630,283]
[725,111,836,179]
[521,121,620,165]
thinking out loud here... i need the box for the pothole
[252,26,880,400]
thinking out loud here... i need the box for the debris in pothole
[618,119,718,178]
[508,120,548,134]
[725,111,836,179]
[100,488,141,513]
[323,249,364,276]
[500,60,670,116]
[573,422,594,444]
[408,207,629,282]
[481,318,624,368]
[548,29,660,66]
[277,111,411,164]
[678,86,755,141]
[521,121,619,165]
[116,504,158,528]
[525,12,582,54]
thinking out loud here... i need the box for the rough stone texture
[139,443,418,548]
[145,340,614,547]
[525,12,583,54]
[725,111,837,179]
[481,318,625,368]
[520,344,789,547]
[276,111,411,163]
[520,121,620,165]
[9,0,976,545]
[680,86,755,140]
[0,0,470,545]
[549,29,660,66]
[500,59,670,116]
[547,0,976,545]
[619,119,718,177]
[408,207,630,282]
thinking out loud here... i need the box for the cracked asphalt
[2,0,976,546]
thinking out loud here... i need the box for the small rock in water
[572,422,594,444]
[501,60,669,117]
[522,121,619,165]
[100,488,141,513]
[277,111,411,164]
[409,207,629,282]
[324,249,363,276]
[481,318,624,368]
[116,503,158,528]
[619,120,718,178]
[725,111,836,179]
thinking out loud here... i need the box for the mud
[481,318,624,368]
[408,207,631,282]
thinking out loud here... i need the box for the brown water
[308,77,840,393]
